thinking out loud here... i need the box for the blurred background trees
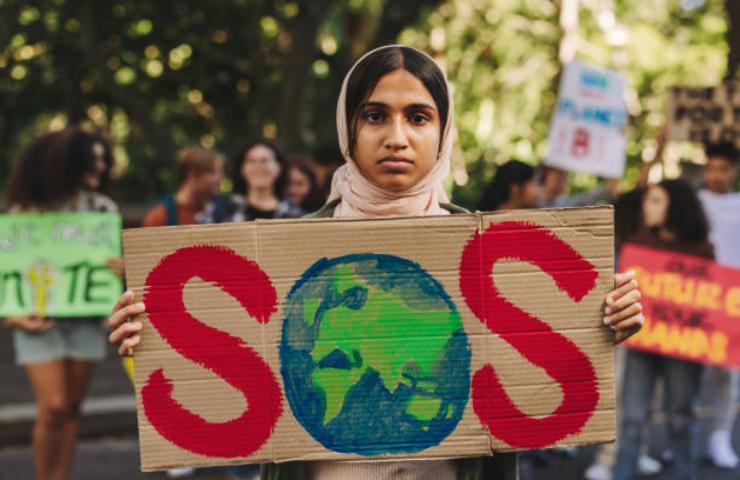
[0,0,732,207]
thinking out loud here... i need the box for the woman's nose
[384,116,409,150]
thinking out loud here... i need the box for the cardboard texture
[620,243,740,368]
[0,212,123,317]
[545,61,628,178]
[122,207,615,471]
[667,83,740,147]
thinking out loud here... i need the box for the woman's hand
[604,271,644,344]
[107,290,146,356]
[5,315,56,333]
[106,257,125,279]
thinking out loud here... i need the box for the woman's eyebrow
[361,101,388,109]
[406,103,437,111]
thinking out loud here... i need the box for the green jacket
[261,199,518,480]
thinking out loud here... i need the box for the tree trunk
[371,0,445,49]
[726,0,740,79]
[277,0,331,148]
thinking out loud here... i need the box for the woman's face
[642,185,669,228]
[286,167,312,206]
[242,144,281,191]
[82,142,107,190]
[352,69,441,192]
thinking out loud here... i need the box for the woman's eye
[409,113,430,125]
[364,111,385,123]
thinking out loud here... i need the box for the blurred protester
[140,145,225,478]
[537,165,618,208]
[477,160,537,211]
[697,142,740,470]
[212,138,301,223]
[613,179,712,480]
[142,146,225,227]
[477,159,539,480]
[209,140,302,480]
[3,128,121,480]
[312,141,345,205]
[285,153,321,213]
[584,187,665,480]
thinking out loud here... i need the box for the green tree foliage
[0,0,730,205]
[402,0,727,207]
[0,0,443,200]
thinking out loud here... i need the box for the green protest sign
[0,212,122,317]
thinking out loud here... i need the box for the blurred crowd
[2,109,739,480]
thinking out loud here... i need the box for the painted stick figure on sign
[26,262,56,316]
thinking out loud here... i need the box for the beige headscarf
[327,45,456,218]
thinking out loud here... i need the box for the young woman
[200,139,301,223]
[478,159,537,211]
[108,45,644,480]
[284,154,320,213]
[4,127,122,480]
[612,179,713,480]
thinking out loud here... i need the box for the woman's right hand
[5,315,55,333]
[107,290,146,356]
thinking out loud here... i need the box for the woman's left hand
[604,271,644,344]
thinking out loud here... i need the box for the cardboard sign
[667,83,740,147]
[619,243,740,367]
[122,207,615,471]
[545,61,628,178]
[0,212,123,317]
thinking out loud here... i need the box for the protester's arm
[4,315,56,333]
[107,290,146,356]
[605,271,643,343]
[636,126,667,189]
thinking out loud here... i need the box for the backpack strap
[210,195,230,224]
[163,195,179,226]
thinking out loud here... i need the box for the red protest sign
[619,243,740,368]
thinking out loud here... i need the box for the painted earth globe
[280,253,470,455]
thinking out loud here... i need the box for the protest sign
[0,212,123,317]
[667,83,740,147]
[619,243,740,368]
[122,207,615,471]
[546,61,628,178]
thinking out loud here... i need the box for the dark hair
[344,46,449,158]
[704,142,739,164]
[478,160,535,211]
[231,138,288,197]
[5,132,60,209]
[614,187,645,250]
[5,128,112,209]
[656,178,709,242]
[64,129,113,194]
[285,153,321,211]
[313,141,345,167]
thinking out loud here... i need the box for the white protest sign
[546,61,628,178]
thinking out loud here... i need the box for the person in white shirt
[697,142,740,470]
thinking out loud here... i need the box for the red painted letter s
[142,245,282,457]
[459,221,599,449]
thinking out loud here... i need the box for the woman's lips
[378,156,414,172]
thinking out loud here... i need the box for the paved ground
[2,432,740,480]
